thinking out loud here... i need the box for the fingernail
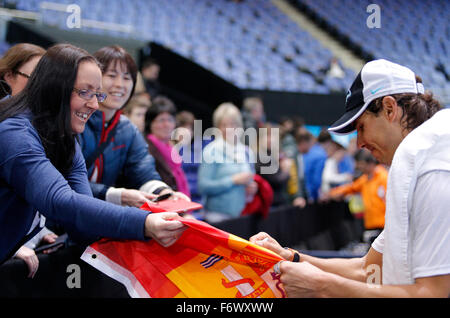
[274,261,283,275]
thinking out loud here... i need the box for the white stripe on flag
[81,246,150,298]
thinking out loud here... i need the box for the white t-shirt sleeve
[371,229,384,254]
[410,170,450,280]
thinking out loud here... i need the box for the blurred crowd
[99,48,388,244]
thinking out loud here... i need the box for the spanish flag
[81,204,285,298]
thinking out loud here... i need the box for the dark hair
[141,57,159,71]
[366,75,442,131]
[295,129,313,144]
[144,95,176,135]
[0,43,99,174]
[354,148,378,164]
[317,128,332,143]
[176,110,195,127]
[0,43,46,98]
[93,45,137,108]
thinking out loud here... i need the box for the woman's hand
[121,189,158,208]
[292,197,306,208]
[249,232,292,260]
[245,181,258,197]
[41,233,63,254]
[15,246,39,278]
[144,212,186,247]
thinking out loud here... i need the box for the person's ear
[3,71,15,86]
[381,96,400,123]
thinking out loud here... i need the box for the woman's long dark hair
[0,44,100,175]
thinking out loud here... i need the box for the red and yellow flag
[81,204,285,298]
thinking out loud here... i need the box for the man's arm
[250,232,382,283]
[280,247,450,297]
[298,246,382,283]
[316,269,450,298]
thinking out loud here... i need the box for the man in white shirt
[250,59,450,297]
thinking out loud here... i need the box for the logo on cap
[370,85,386,95]
[345,89,351,103]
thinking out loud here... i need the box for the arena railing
[0,2,133,35]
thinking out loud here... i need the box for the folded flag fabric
[81,206,286,298]
[145,198,203,214]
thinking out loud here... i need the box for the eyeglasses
[14,70,31,79]
[73,87,107,103]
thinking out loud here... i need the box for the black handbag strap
[85,123,118,170]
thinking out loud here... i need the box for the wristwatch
[284,247,300,262]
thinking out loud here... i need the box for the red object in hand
[141,199,203,214]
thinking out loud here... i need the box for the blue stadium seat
[14,0,361,94]
[295,0,449,102]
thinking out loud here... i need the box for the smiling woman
[143,95,191,197]
[0,43,46,99]
[70,61,103,134]
[0,43,187,265]
[79,45,190,209]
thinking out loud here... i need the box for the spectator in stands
[346,136,359,162]
[0,44,186,268]
[123,70,152,133]
[302,130,327,202]
[287,129,314,209]
[176,110,210,205]
[141,57,161,99]
[251,59,449,297]
[304,129,354,202]
[0,43,45,100]
[242,96,266,130]
[325,57,345,79]
[255,123,290,207]
[80,45,187,209]
[0,42,59,277]
[123,93,151,133]
[174,110,195,144]
[279,116,305,159]
[326,149,387,244]
[320,130,355,177]
[319,139,353,197]
[143,95,190,198]
[134,70,152,102]
[198,103,256,222]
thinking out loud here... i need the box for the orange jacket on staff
[330,165,388,230]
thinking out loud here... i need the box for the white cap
[329,59,425,135]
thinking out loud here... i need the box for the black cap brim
[328,71,365,135]
[328,104,364,135]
